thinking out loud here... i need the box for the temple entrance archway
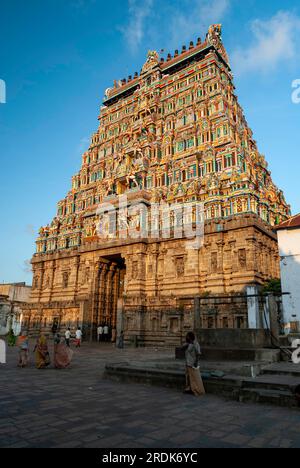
[91,255,126,341]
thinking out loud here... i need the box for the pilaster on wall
[124,245,147,306]
[80,299,92,340]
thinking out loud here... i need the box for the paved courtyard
[1,341,300,448]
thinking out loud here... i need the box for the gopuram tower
[23,25,290,345]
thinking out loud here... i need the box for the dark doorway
[92,255,126,341]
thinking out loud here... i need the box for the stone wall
[0,284,31,336]
[23,215,280,345]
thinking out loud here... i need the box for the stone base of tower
[23,214,280,346]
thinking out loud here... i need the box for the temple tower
[23,25,290,345]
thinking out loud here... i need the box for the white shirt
[65,330,71,339]
[97,326,103,335]
[104,326,109,334]
[76,330,82,340]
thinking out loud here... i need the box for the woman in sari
[182,332,205,397]
[34,334,50,369]
[54,334,73,369]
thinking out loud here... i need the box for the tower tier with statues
[23,25,291,346]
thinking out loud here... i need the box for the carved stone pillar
[105,265,116,326]
[89,261,102,342]
[38,264,45,302]
[98,263,109,326]
[111,268,120,328]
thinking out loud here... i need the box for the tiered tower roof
[35,24,290,255]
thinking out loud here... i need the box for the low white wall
[278,229,300,333]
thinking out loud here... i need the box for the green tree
[262,279,282,294]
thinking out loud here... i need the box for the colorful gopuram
[23,25,290,345]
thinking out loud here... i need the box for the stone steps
[105,363,186,388]
[104,362,299,409]
[239,375,299,392]
[262,368,300,378]
[239,388,296,407]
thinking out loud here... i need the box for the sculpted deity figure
[85,267,90,284]
[206,24,230,64]
[104,87,113,99]
[105,178,115,196]
[117,149,125,164]
[118,210,129,231]
[128,212,141,230]
[147,50,159,62]
[126,171,140,189]
[133,142,143,159]
[141,50,160,74]
[33,275,40,290]
[91,220,97,237]
[207,24,222,46]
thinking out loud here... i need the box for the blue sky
[0,0,299,284]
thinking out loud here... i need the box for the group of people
[97,324,114,342]
[64,327,82,348]
[13,326,204,397]
[97,324,125,349]
[15,330,76,370]
[34,333,73,369]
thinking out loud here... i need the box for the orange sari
[35,335,50,369]
[54,342,73,369]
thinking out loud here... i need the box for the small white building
[276,214,300,334]
[0,283,31,336]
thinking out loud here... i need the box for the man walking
[65,328,71,347]
[75,327,82,348]
[97,324,103,343]
[103,324,109,342]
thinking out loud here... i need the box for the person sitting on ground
[54,333,73,369]
[34,334,51,369]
